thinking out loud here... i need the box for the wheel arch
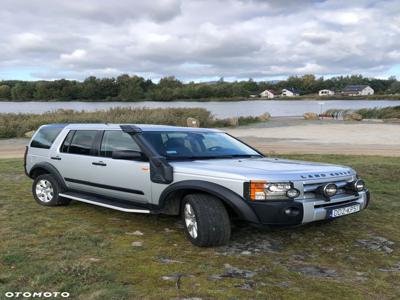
[29,162,67,190]
[158,180,260,224]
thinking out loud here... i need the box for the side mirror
[112,150,143,160]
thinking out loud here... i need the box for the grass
[325,106,400,119]
[0,107,268,138]
[0,155,399,299]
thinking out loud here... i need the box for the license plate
[327,203,360,218]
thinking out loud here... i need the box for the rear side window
[30,126,64,149]
[100,130,141,157]
[62,130,98,156]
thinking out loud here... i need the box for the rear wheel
[32,174,70,206]
[182,193,231,247]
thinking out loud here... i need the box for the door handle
[92,161,107,166]
[51,156,62,160]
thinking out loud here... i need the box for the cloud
[0,0,399,81]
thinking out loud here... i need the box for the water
[0,100,398,118]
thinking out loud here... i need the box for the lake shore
[2,117,399,158]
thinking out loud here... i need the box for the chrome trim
[59,193,150,213]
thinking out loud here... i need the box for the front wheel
[182,193,231,247]
[32,174,70,206]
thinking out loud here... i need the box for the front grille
[302,176,355,200]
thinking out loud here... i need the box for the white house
[318,89,335,96]
[281,88,300,97]
[259,89,275,99]
[342,85,374,96]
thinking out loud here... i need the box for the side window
[60,130,75,153]
[30,126,64,149]
[100,130,141,158]
[67,130,98,156]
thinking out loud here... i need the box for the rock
[186,117,200,128]
[222,264,257,279]
[126,230,144,236]
[356,236,395,254]
[240,251,252,256]
[88,257,100,262]
[343,113,363,121]
[24,130,35,138]
[234,281,255,290]
[158,257,184,264]
[258,112,271,122]
[303,112,319,120]
[379,262,400,272]
[227,117,239,126]
[164,228,175,233]
[216,227,281,255]
[131,241,143,247]
[290,265,338,278]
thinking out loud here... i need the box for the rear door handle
[51,156,62,160]
[92,161,107,166]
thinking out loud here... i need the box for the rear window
[30,125,65,149]
[62,130,98,156]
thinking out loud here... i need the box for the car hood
[170,157,356,181]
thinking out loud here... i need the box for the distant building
[281,88,300,97]
[260,89,275,99]
[318,89,335,96]
[342,85,374,96]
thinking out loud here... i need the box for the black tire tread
[183,193,231,247]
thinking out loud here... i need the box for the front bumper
[248,189,370,226]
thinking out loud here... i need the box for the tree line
[0,74,399,101]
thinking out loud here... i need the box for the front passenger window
[100,130,141,158]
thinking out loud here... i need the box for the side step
[59,192,151,214]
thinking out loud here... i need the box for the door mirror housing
[112,150,143,160]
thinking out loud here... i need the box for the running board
[59,192,151,214]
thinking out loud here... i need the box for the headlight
[353,179,365,192]
[247,180,299,201]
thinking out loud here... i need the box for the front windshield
[142,131,262,159]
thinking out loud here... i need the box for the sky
[0,0,400,82]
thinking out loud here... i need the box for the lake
[0,100,399,118]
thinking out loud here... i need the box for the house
[318,89,335,96]
[259,89,275,99]
[281,88,300,97]
[342,85,374,96]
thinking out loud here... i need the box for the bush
[0,107,271,138]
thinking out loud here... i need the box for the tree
[11,83,35,100]
[0,85,11,99]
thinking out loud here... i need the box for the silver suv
[24,123,370,246]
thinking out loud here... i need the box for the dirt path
[0,118,399,158]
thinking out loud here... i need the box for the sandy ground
[225,118,400,157]
[0,118,399,158]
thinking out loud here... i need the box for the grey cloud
[0,0,399,81]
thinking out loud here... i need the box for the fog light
[286,188,300,198]
[284,207,300,216]
[353,179,365,192]
[323,183,337,197]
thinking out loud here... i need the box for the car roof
[61,123,222,132]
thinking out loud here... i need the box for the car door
[88,130,152,204]
[52,129,103,194]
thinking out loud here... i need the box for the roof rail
[120,125,142,133]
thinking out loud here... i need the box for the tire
[182,193,231,247]
[32,174,70,206]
